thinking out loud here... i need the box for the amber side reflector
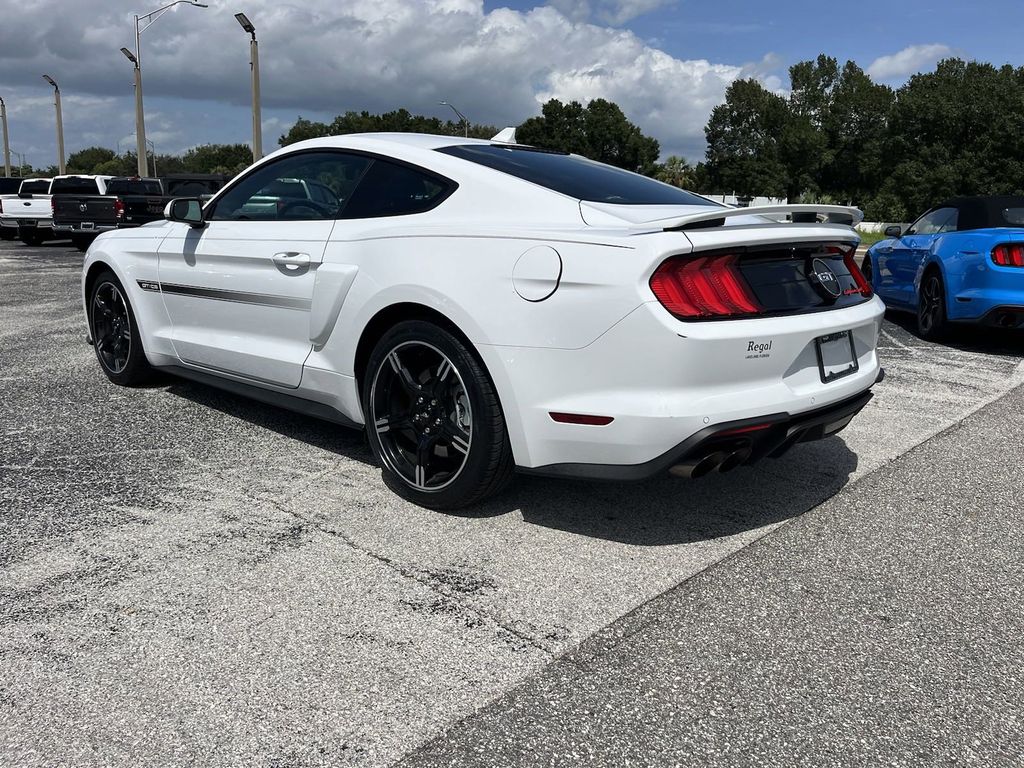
[549,412,614,426]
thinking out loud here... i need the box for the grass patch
[854,229,887,247]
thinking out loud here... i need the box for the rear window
[106,179,163,196]
[436,144,717,206]
[20,180,51,195]
[341,159,453,218]
[50,177,101,195]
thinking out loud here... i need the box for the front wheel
[363,320,514,510]
[88,270,152,385]
[917,271,948,341]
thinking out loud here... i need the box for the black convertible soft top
[938,196,1024,230]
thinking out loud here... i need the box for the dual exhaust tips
[668,448,751,479]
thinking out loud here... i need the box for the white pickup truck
[0,178,53,243]
[0,175,113,246]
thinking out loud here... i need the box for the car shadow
[164,372,860,546]
[884,309,1024,358]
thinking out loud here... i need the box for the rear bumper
[484,297,885,470]
[53,223,116,233]
[522,387,875,480]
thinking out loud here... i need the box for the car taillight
[650,254,761,319]
[843,250,873,297]
[992,243,1024,267]
[114,200,125,219]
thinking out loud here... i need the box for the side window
[341,159,453,219]
[907,207,956,235]
[208,151,370,222]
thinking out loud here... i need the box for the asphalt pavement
[1,238,1022,766]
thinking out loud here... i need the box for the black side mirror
[883,224,903,238]
[165,197,206,228]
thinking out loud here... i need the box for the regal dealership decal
[745,339,773,359]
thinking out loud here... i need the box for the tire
[20,231,43,247]
[861,255,873,285]
[72,234,95,252]
[88,270,152,386]
[0,228,15,241]
[362,320,514,510]
[917,269,948,341]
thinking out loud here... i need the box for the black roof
[936,196,1024,231]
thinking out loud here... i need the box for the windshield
[437,144,716,206]
[106,179,163,195]
[20,180,51,195]
[50,177,101,195]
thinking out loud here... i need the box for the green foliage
[180,144,252,176]
[279,109,498,147]
[703,79,791,197]
[654,155,694,188]
[516,98,660,173]
[67,146,116,174]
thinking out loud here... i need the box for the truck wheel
[72,234,95,252]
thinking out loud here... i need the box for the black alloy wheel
[861,255,873,284]
[917,271,948,341]
[364,321,514,509]
[89,271,152,385]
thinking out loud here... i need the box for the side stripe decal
[136,280,310,311]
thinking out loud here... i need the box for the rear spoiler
[657,204,864,231]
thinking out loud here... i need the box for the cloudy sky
[1,0,1021,170]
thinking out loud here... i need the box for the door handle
[272,252,311,270]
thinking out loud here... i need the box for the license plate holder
[815,330,859,384]
[18,219,36,228]
[81,222,95,230]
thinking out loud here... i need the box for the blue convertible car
[863,196,1024,339]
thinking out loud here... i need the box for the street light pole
[42,76,65,175]
[131,0,208,177]
[0,97,11,177]
[235,13,262,162]
[439,101,469,138]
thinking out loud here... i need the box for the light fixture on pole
[439,101,469,138]
[130,0,209,177]
[234,12,262,162]
[42,75,65,175]
[0,97,11,178]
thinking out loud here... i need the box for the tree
[654,155,694,188]
[279,110,498,147]
[67,146,116,174]
[517,98,660,173]
[703,79,790,197]
[180,144,252,175]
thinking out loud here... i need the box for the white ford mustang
[82,133,884,508]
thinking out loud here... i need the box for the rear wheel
[20,230,43,246]
[0,228,15,241]
[88,270,152,385]
[72,234,95,252]
[363,320,514,510]
[917,270,948,341]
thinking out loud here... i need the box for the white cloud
[866,43,953,81]
[0,0,774,166]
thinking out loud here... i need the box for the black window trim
[203,147,458,222]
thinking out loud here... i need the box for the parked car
[54,176,167,250]
[82,134,883,508]
[160,173,229,201]
[863,196,1024,339]
[0,178,50,241]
